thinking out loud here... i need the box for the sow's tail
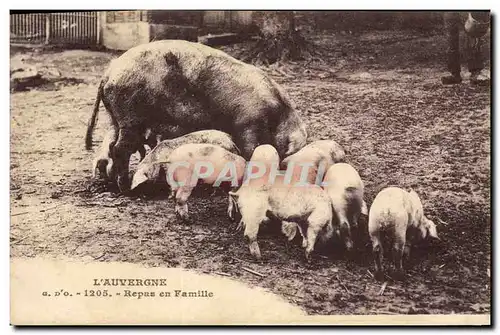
[85,80,104,150]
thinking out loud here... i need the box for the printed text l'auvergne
[93,278,168,286]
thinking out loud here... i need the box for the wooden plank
[90,12,94,44]
[83,12,86,43]
[65,12,69,42]
[61,12,64,42]
[30,14,33,42]
[37,14,40,42]
[40,13,44,43]
[77,12,82,44]
[88,12,91,44]
[93,12,96,43]
[82,12,86,44]
[45,13,50,44]
[53,13,57,42]
[86,12,89,44]
[242,266,265,278]
[198,33,245,46]
[11,14,15,38]
[96,12,100,44]
[85,12,88,44]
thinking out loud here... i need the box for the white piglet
[131,130,240,189]
[137,143,246,221]
[227,144,280,224]
[230,145,334,261]
[368,187,440,281]
[279,140,347,243]
[281,139,346,185]
[322,163,368,252]
[230,185,334,261]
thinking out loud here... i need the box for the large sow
[85,40,307,192]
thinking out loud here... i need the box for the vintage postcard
[10,10,491,326]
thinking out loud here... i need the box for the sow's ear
[164,52,179,67]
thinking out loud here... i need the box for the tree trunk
[244,11,310,65]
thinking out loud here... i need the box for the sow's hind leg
[93,126,117,180]
[112,127,143,193]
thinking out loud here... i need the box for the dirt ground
[10,31,491,315]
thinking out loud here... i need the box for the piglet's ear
[426,218,440,241]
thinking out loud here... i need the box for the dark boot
[470,71,490,86]
[441,74,463,85]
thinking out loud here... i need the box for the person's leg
[441,12,462,85]
[467,37,486,84]
[466,12,490,85]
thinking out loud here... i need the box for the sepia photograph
[9,9,491,325]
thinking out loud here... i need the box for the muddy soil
[10,31,491,315]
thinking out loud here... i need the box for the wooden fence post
[45,13,50,44]
[96,11,101,45]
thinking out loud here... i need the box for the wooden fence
[10,12,99,45]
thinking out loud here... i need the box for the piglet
[368,187,439,281]
[227,144,279,224]
[230,145,334,261]
[278,139,346,242]
[140,143,246,221]
[322,163,368,252]
[281,139,346,185]
[131,130,240,190]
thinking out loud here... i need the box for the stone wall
[100,11,150,51]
